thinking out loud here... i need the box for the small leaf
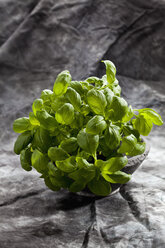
[102,60,116,84]
[118,134,137,154]
[59,137,78,154]
[29,112,40,126]
[102,171,131,184]
[51,95,69,112]
[44,177,61,191]
[56,156,77,173]
[86,115,107,135]
[104,124,121,150]
[53,70,71,96]
[69,81,84,96]
[48,147,69,162]
[122,105,134,122]
[101,156,128,173]
[77,129,99,156]
[32,99,43,115]
[137,108,163,126]
[76,157,93,168]
[14,131,32,155]
[88,176,111,196]
[36,110,57,130]
[87,89,107,115]
[55,103,74,125]
[65,87,81,111]
[13,117,31,133]
[133,115,153,136]
[20,148,32,171]
[40,89,53,102]
[69,166,95,183]
[69,181,86,192]
[31,149,49,173]
[70,112,84,129]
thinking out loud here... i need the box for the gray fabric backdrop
[0,0,165,247]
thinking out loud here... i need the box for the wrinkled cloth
[0,0,165,247]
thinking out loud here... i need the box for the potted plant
[13,60,163,196]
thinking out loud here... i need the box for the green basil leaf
[48,147,69,162]
[44,177,61,191]
[40,89,53,102]
[137,108,163,126]
[77,129,99,157]
[101,156,128,173]
[122,124,140,140]
[86,115,107,135]
[56,156,77,173]
[81,104,90,115]
[86,77,103,87]
[29,112,40,126]
[103,88,114,107]
[76,157,93,168]
[51,95,69,112]
[33,127,52,153]
[133,115,153,136]
[118,134,137,154]
[105,124,121,149]
[13,117,31,133]
[88,176,111,196]
[53,70,71,96]
[20,148,32,171]
[32,99,43,116]
[122,105,134,122]
[36,110,57,130]
[108,96,128,121]
[31,149,49,173]
[69,166,95,183]
[59,137,78,154]
[102,60,116,84]
[14,131,32,155]
[69,181,86,192]
[55,103,74,125]
[65,87,81,111]
[128,142,146,156]
[87,89,107,115]
[70,112,84,129]
[69,81,84,96]
[102,171,131,184]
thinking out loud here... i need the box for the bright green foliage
[53,70,71,96]
[13,60,163,196]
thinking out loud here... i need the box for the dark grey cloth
[0,0,165,247]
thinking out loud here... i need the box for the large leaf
[55,103,74,125]
[104,124,121,150]
[122,105,134,122]
[40,89,53,102]
[69,181,86,192]
[13,117,31,133]
[98,156,128,173]
[77,129,99,157]
[36,110,57,130]
[59,137,78,154]
[102,60,116,84]
[14,131,32,155]
[56,156,77,173]
[102,171,131,184]
[29,112,40,126]
[31,149,49,173]
[69,81,84,96]
[65,87,81,111]
[48,147,69,162]
[33,127,52,153]
[108,96,128,121]
[133,115,153,136]
[53,70,71,96]
[86,115,107,135]
[88,176,111,196]
[44,177,61,191]
[20,148,32,171]
[87,89,107,115]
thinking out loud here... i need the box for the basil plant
[13,61,163,196]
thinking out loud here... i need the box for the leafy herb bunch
[13,60,163,196]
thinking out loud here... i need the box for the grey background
[0,0,165,247]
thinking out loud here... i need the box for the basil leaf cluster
[13,61,163,196]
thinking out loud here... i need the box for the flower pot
[79,139,150,198]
